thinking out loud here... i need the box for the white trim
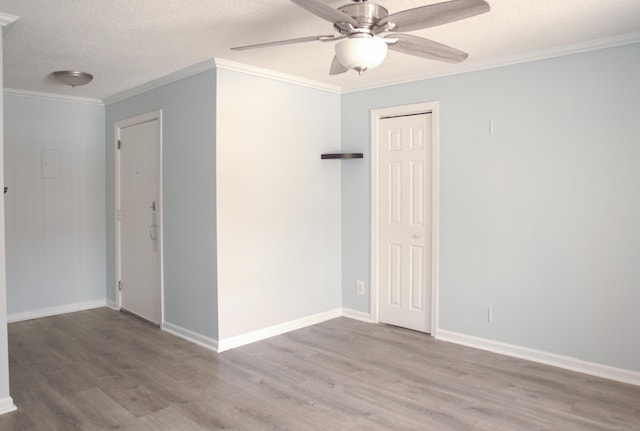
[370,102,440,336]
[114,110,164,326]
[341,308,373,323]
[103,56,337,105]
[430,106,441,339]
[0,12,19,28]
[7,300,106,323]
[0,396,16,415]
[106,299,118,311]
[162,321,219,353]
[114,122,120,310]
[4,88,103,106]
[104,59,217,105]
[214,58,341,94]
[218,309,342,352]
[437,329,640,387]
[342,32,640,94]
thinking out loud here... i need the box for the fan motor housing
[337,2,389,28]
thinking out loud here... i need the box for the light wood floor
[0,308,638,430]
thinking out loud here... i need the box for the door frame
[370,101,440,336]
[114,110,164,326]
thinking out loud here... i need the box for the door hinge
[117,140,122,150]
[118,280,123,291]
[117,209,122,221]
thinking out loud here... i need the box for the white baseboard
[106,299,118,310]
[341,308,373,323]
[162,321,219,353]
[0,396,17,415]
[437,329,640,387]
[7,300,107,323]
[218,308,342,352]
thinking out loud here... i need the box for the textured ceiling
[1,0,640,101]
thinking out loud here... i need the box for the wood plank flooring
[0,308,638,430]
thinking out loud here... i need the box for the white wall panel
[216,68,341,340]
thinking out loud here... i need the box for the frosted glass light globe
[335,36,388,75]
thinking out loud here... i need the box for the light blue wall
[4,95,106,314]
[341,43,640,372]
[105,70,218,339]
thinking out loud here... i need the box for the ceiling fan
[231,0,490,76]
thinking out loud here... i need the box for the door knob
[412,232,421,239]
[150,224,158,241]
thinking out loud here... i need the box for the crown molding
[0,12,19,28]
[4,88,104,106]
[104,57,340,106]
[11,31,638,106]
[103,58,217,105]
[214,58,341,94]
[342,32,640,94]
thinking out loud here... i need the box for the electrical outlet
[356,280,365,296]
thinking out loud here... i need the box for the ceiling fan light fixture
[52,70,93,87]
[335,36,387,75]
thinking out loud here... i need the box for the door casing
[114,110,164,326]
[370,101,440,336]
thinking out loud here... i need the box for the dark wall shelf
[321,153,364,160]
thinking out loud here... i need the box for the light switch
[41,149,60,179]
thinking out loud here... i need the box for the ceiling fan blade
[291,0,358,26]
[329,56,348,75]
[378,0,489,33]
[386,34,468,63]
[231,35,336,51]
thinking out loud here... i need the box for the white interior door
[117,115,161,326]
[378,113,433,333]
